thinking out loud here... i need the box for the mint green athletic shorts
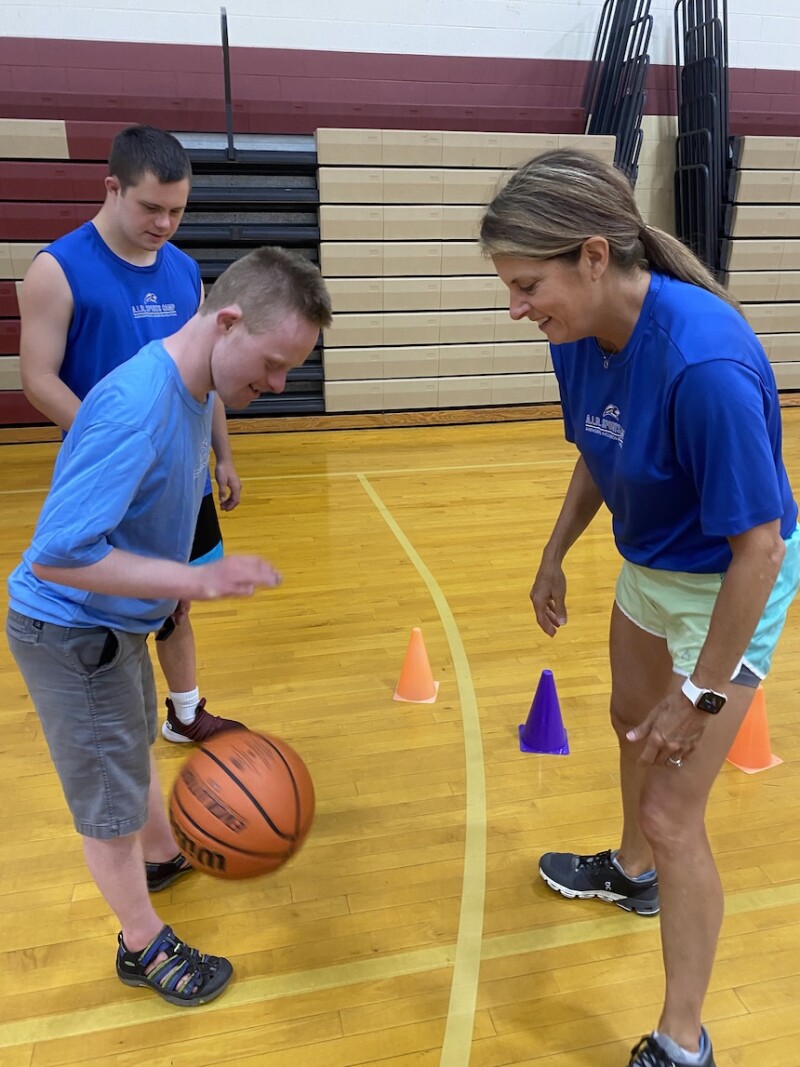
[615,525,800,681]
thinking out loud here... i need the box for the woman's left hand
[625,693,710,766]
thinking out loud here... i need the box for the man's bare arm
[19,253,82,431]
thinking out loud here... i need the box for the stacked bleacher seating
[724,135,800,389]
[317,128,615,413]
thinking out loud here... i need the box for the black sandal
[145,852,194,893]
[116,925,233,1007]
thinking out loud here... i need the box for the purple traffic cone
[518,669,569,755]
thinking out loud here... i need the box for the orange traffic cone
[394,627,438,703]
[726,687,782,774]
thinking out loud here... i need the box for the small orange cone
[394,627,439,703]
[726,687,782,774]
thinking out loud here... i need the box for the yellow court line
[0,945,459,1050]
[357,472,486,1067]
[4,881,800,1050]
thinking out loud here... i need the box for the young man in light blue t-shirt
[19,124,244,756]
[6,247,331,1007]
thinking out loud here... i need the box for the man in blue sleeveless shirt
[7,246,331,1006]
[20,126,244,773]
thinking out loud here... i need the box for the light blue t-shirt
[7,341,213,632]
[550,272,798,573]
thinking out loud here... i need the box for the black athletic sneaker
[539,848,659,915]
[145,852,194,893]
[627,1029,715,1066]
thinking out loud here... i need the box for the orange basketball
[169,729,315,880]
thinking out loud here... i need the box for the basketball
[169,729,315,880]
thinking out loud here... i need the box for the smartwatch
[681,676,727,714]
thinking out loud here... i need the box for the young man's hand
[194,556,282,599]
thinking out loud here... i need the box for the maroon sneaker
[161,698,245,744]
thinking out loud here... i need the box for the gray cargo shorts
[6,608,158,839]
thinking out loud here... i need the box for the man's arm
[198,281,241,511]
[211,392,242,511]
[19,253,81,431]
[32,548,282,601]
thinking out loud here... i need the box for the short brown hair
[109,125,192,191]
[202,246,332,332]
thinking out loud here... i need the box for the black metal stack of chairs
[582,0,653,185]
[673,0,731,275]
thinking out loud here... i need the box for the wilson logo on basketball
[169,810,227,873]
[181,768,247,832]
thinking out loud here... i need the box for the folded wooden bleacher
[724,135,800,389]
[316,128,616,415]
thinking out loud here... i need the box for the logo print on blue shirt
[131,291,178,319]
[194,434,210,484]
[585,404,625,447]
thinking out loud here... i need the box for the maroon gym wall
[1,37,799,137]
[2,36,800,432]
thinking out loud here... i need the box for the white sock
[169,687,200,725]
[653,1030,707,1065]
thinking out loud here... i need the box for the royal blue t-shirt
[550,272,797,573]
[7,341,213,632]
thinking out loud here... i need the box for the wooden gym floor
[2,415,800,1067]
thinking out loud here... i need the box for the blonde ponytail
[639,224,740,311]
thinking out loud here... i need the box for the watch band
[681,676,727,713]
[681,677,706,705]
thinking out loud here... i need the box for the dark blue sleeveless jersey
[44,222,202,400]
[550,272,798,573]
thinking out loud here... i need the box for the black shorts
[156,493,223,642]
[189,492,223,564]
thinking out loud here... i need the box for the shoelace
[576,849,614,870]
[149,933,219,992]
[628,1035,677,1067]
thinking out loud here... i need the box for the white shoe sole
[539,867,660,915]
[161,721,194,743]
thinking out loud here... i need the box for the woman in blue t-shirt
[481,149,800,1067]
